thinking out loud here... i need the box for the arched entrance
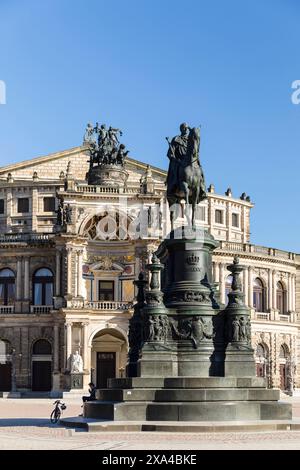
[279,344,290,391]
[255,343,269,378]
[0,339,12,391]
[91,329,127,388]
[32,339,52,391]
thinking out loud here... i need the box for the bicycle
[50,400,67,424]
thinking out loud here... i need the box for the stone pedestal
[223,257,255,376]
[134,228,223,377]
[70,373,84,390]
[81,228,292,426]
[87,164,128,187]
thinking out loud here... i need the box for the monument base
[87,164,128,187]
[82,376,291,422]
[70,373,84,390]
[80,228,292,427]
[137,349,224,377]
[224,347,257,377]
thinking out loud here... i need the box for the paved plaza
[0,395,300,450]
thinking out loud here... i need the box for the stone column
[66,247,72,296]
[226,201,231,241]
[55,250,61,296]
[77,250,83,297]
[288,273,292,313]
[292,274,296,312]
[66,323,72,369]
[213,262,219,284]
[83,322,89,371]
[6,189,12,229]
[16,257,22,301]
[53,324,59,372]
[272,270,277,310]
[24,257,30,300]
[244,267,249,306]
[268,269,273,310]
[31,188,38,231]
[208,198,213,235]
[219,263,225,304]
[242,206,247,243]
[248,267,253,308]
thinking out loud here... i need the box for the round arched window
[33,268,53,306]
[253,278,265,312]
[277,282,287,314]
[32,339,52,355]
[0,339,12,357]
[0,268,15,306]
[256,343,268,359]
[279,344,290,359]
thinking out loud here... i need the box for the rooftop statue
[83,121,129,168]
[166,123,206,229]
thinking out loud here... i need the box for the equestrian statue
[166,123,206,229]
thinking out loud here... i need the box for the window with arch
[256,343,268,360]
[0,269,15,305]
[277,281,287,314]
[33,268,53,306]
[32,339,52,355]
[256,343,269,378]
[253,278,265,312]
[225,275,233,301]
[279,344,290,359]
[0,339,12,356]
[83,212,130,241]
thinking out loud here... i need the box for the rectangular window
[0,199,4,214]
[98,280,114,301]
[17,198,29,213]
[43,197,56,212]
[232,213,239,228]
[215,209,224,224]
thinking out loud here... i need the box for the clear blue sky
[0,0,299,251]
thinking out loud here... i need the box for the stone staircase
[83,376,291,422]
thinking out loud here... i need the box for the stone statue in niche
[70,350,83,373]
[239,316,247,340]
[231,319,240,342]
[145,315,169,342]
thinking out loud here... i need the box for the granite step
[84,400,292,422]
[108,376,267,389]
[96,387,280,402]
[61,417,300,433]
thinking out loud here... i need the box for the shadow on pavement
[0,418,64,428]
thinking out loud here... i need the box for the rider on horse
[166,123,206,229]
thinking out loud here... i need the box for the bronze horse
[167,127,206,230]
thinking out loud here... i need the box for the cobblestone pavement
[0,396,300,450]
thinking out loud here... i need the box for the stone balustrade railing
[0,305,15,314]
[252,310,297,323]
[76,185,120,194]
[85,300,133,311]
[218,241,295,261]
[0,233,54,244]
[30,305,52,314]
